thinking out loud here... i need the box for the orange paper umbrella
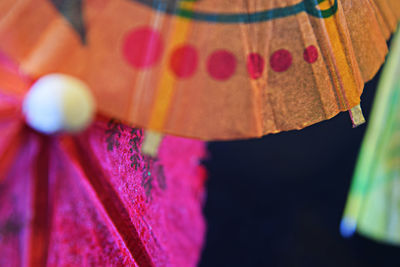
[0,0,398,140]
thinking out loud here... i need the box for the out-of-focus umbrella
[0,54,207,266]
[0,0,398,141]
[341,26,400,244]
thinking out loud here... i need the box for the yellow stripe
[148,3,195,130]
[321,1,360,109]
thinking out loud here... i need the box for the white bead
[23,74,95,134]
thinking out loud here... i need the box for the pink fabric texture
[0,52,207,266]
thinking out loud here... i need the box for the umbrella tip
[349,105,366,128]
[23,74,95,135]
[142,130,163,157]
[340,216,357,238]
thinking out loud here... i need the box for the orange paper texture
[0,0,398,140]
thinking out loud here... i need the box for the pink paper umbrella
[0,53,207,267]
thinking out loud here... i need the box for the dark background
[199,66,400,266]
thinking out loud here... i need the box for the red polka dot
[270,49,292,72]
[207,50,237,81]
[123,27,163,69]
[247,53,265,79]
[169,45,198,78]
[304,45,319,63]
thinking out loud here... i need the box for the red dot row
[122,27,319,81]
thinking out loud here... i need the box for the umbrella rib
[0,123,25,182]
[0,105,23,123]
[28,135,51,267]
[67,137,155,267]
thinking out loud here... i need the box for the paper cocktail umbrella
[341,26,400,244]
[0,0,398,141]
[0,54,207,266]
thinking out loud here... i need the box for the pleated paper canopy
[0,52,207,266]
[341,27,400,245]
[0,0,399,140]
